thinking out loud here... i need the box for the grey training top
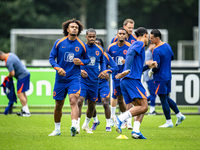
[6,53,29,80]
[143,49,153,82]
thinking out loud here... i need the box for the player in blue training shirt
[143,43,157,115]
[49,19,90,137]
[111,19,137,44]
[77,28,106,134]
[107,27,132,128]
[149,29,186,128]
[110,19,136,129]
[0,51,30,117]
[113,27,157,139]
[90,38,119,132]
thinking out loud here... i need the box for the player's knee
[102,100,109,109]
[143,105,148,113]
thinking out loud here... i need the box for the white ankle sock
[166,119,173,124]
[133,121,140,133]
[55,122,60,130]
[176,112,182,118]
[150,106,155,113]
[127,117,132,125]
[93,116,99,123]
[106,119,110,127]
[118,111,132,122]
[72,119,78,127]
[83,116,91,126]
[22,105,30,113]
[111,106,116,118]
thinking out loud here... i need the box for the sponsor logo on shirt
[88,56,96,66]
[64,52,74,62]
[115,56,124,65]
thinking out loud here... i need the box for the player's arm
[98,51,107,79]
[148,50,160,78]
[49,41,66,76]
[75,47,90,66]
[104,52,118,73]
[8,70,15,77]
[6,62,15,78]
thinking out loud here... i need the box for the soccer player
[110,19,136,129]
[143,43,157,115]
[77,28,106,134]
[0,51,31,117]
[113,27,157,139]
[107,27,132,128]
[111,19,137,44]
[149,29,186,127]
[91,38,119,132]
[48,19,90,137]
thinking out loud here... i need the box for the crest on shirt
[64,52,74,62]
[75,47,79,52]
[131,40,135,44]
[95,51,99,56]
[123,50,127,55]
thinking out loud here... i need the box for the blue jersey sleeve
[100,51,106,72]
[49,40,61,70]
[104,52,118,73]
[124,47,136,71]
[80,45,91,65]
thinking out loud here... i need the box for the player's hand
[58,68,66,76]
[73,58,82,65]
[115,70,130,79]
[98,71,107,79]
[148,69,154,78]
[81,70,88,78]
[148,61,157,69]
[105,73,110,81]
[121,59,125,64]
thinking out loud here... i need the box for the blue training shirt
[107,41,131,81]
[81,43,106,85]
[49,36,90,83]
[123,41,146,80]
[153,42,174,81]
[99,52,119,84]
[110,34,137,44]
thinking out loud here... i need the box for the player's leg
[102,97,112,131]
[110,97,117,126]
[16,74,30,116]
[82,99,96,133]
[69,93,80,136]
[77,96,85,129]
[49,98,65,136]
[166,80,186,126]
[126,103,133,129]
[91,107,100,130]
[147,80,157,115]
[158,94,173,127]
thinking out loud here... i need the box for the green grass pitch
[0,114,200,150]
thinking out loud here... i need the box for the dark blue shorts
[112,79,122,99]
[155,80,171,95]
[80,82,98,102]
[97,81,110,103]
[17,74,30,93]
[120,78,147,104]
[53,79,80,100]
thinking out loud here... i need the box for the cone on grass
[116,134,128,139]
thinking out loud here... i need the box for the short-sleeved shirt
[153,42,174,81]
[6,53,29,80]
